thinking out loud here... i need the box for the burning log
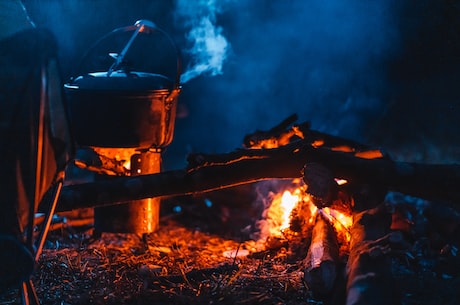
[73,147,130,176]
[243,114,301,149]
[345,204,411,305]
[54,141,309,212]
[55,139,460,212]
[186,142,460,206]
[243,113,378,153]
[303,212,340,296]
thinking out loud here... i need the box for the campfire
[4,20,460,305]
[1,113,458,305]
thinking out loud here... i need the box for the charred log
[187,142,460,205]
[55,141,311,212]
[303,212,340,296]
[55,141,460,212]
[243,114,381,155]
[243,113,302,148]
[345,204,406,305]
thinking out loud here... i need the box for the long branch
[55,141,460,212]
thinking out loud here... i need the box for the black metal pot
[65,71,179,148]
[64,20,181,149]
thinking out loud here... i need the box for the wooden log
[243,113,301,148]
[386,191,460,245]
[346,204,396,305]
[187,142,460,205]
[242,113,377,153]
[54,141,460,212]
[54,144,305,212]
[303,212,340,296]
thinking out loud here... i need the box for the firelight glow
[265,187,301,237]
[321,207,353,242]
[265,185,315,238]
[279,190,300,231]
[263,183,353,243]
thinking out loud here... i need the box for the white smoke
[174,0,231,83]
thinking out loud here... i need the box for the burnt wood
[303,212,340,296]
[243,113,301,148]
[243,113,376,152]
[54,141,460,212]
[346,205,394,305]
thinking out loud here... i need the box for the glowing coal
[254,179,353,247]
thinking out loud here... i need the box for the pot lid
[67,20,181,92]
[65,71,173,91]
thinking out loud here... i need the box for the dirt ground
[1,186,460,305]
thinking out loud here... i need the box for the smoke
[174,0,231,83]
[166,0,407,169]
[23,1,457,168]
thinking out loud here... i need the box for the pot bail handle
[71,19,182,91]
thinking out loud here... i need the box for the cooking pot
[64,20,181,148]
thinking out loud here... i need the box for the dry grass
[1,196,460,305]
[30,219,312,305]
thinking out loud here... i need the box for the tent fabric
[0,27,73,290]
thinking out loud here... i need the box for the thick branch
[303,213,340,295]
[242,113,376,152]
[56,142,460,212]
[346,205,394,305]
[188,142,460,204]
[56,144,306,212]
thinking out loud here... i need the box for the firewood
[55,143,308,212]
[243,114,302,148]
[243,113,377,153]
[302,162,337,207]
[303,212,340,296]
[54,141,460,212]
[74,155,129,176]
[346,204,394,305]
[386,191,460,245]
[187,142,460,205]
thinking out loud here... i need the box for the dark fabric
[0,28,73,291]
[0,234,34,291]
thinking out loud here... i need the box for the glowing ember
[259,180,353,245]
[308,201,318,224]
[321,207,353,242]
[264,184,316,238]
[279,190,300,231]
[334,178,348,186]
[93,147,136,171]
[264,186,301,238]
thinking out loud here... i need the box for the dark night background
[22,0,460,170]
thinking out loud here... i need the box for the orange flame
[279,190,300,231]
[264,185,317,238]
[321,207,353,242]
[265,188,299,237]
[93,147,135,170]
[261,180,353,244]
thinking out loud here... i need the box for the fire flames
[263,180,353,243]
[321,207,353,242]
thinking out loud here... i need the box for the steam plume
[174,0,230,83]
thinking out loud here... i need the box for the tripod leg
[21,279,40,305]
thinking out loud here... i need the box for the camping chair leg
[21,279,40,305]
[34,180,63,261]
[20,179,63,305]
